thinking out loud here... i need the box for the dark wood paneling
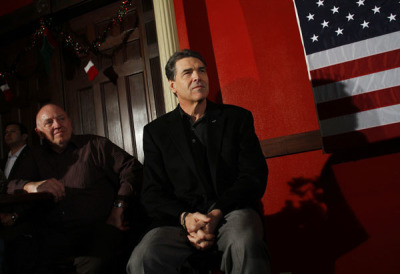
[78,88,96,134]
[102,82,123,148]
[125,39,142,64]
[150,56,165,116]
[145,20,157,45]
[127,72,148,161]
[261,130,323,159]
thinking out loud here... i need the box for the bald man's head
[35,104,73,153]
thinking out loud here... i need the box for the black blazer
[0,145,30,181]
[141,101,268,227]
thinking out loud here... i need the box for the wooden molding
[261,130,322,159]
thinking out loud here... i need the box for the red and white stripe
[306,31,400,151]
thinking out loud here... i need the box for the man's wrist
[11,212,18,223]
[181,211,190,232]
[113,200,128,208]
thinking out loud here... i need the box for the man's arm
[140,126,188,222]
[99,137,142,197]
[98,137,143,230]
[23,178,65,202]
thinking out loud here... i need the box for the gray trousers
[126,208,270,274]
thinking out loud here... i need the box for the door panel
[102,81,123,148]
[77,87,96,135]
[63,0,164,162]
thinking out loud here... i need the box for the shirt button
[192,139,196,143]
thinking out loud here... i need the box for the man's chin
[50,137,71,151]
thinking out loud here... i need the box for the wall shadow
[264,172,368,274]
[262,79,400,273]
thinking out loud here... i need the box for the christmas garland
[0,0,136,101]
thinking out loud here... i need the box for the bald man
[6,104,143,274]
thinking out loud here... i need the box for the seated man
[127,49,270,274]
[0,122,31,226]
[1,122,30,181]
[7,104,143,274]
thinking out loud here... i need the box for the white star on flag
[372,6,381,14]
[331,6,339,14]
[335,27,343,35]
[321,20,329,28]
[316,0,324,7]
[346,13,354,21]
[356,0,365,7]
[311,34,319,42]
[361,21,370,29]
[388,14,396,22]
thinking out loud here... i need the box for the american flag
[293,0,400,152]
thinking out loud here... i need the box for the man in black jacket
[1,122,30,181]
[127,49,270,274]
[0,122,30,224]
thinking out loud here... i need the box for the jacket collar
[167,100,225,186]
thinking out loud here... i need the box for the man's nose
[192,71,200,81]
[53,119,61,128]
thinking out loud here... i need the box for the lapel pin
[212,119,217,123]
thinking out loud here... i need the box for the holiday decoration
[0,0,135,82]
[40,28,56,75]
[84,60,99,81]
[0,83,13,102]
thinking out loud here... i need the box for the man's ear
[35,128,44,139]
[169,80,177,95]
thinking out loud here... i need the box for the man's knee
[126,228,168,272]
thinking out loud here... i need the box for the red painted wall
[174,0,400,273]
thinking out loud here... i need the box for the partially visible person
[127,49,270,274]
[0,122,31,228]
[0,169,6,274]
[6,104,143,274]
[1,122,30,181]
[0,169,6,190]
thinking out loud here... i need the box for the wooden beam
[260,130,322,159]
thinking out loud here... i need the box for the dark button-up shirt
[179,106,216,212]
[7,134,142,229]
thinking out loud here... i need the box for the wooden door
[63,0,164,162]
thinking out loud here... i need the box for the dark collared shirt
[7,134,142,229]
[179,106,216,212]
